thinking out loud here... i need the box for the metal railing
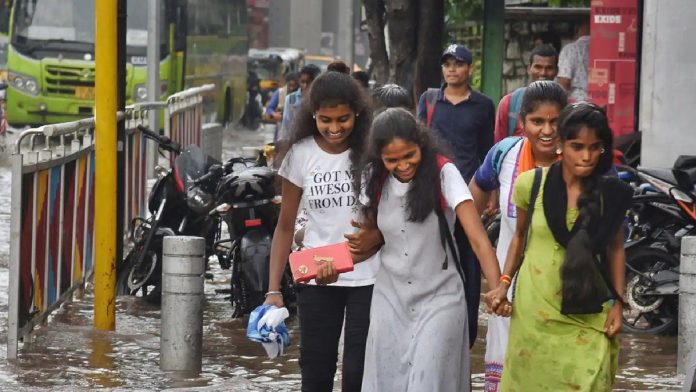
[123,102,166,232]
[8,117,101,359]
[7,85,216,359]
[164,84,215,165]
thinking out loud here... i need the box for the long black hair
[558,102,615,308]
[359,108,444,222]
[518,80,568,122]
[287,71,372,170]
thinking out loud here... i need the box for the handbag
[288,242,354,283]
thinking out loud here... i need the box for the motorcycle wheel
[117,247,162,303]
[127,250,158,291]
[622,246,678,335]
[116,253,137,296]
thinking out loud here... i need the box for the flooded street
[0,126,685,390]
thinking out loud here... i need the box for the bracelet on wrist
[265,291,283,298]
[499,274,512,286]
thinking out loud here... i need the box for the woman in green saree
[488,102,633,391]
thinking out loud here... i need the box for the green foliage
[446,0,483,26]
[471,59,482,90]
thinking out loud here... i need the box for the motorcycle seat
[639,167,677,185]
[673,155,696,192]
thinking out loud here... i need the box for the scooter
[116,125,224,303]
[622,155,696,334]
[212,149,296,317]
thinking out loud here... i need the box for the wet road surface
[0,125,685,391]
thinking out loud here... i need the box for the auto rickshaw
[248,47,304,105]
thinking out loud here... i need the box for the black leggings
[296,284,373,392]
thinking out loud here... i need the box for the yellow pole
[94,0,117,330]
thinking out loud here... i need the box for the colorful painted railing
[7,85,217,359]
[165,84,215,166]
[8,118,100,359]
[123,103,166,235]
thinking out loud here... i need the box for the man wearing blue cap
[417,44,495,349]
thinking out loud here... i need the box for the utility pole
[146,0,161,175]
[94,0,118,331]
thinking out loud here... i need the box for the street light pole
[146,0,161,176]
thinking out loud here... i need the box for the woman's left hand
[604,302,623,337]
[344,220,384,262]
[315,261,339,285]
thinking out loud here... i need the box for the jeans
[454,219,481,348]
[296,284,373,392]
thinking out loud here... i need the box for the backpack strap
[512,167,542,300]
[424,88,440,128]
[492,136,524,177]
[433,155,465,282]
[507,87,526,137]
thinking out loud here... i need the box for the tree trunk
[364,0,389,85]
[385,0,417,93]
[414,0,444,99]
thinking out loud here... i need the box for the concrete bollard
[678,236,696,386]
[160,236,205,373]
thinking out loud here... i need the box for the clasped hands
[484,284,513,317]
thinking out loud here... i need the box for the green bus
[6,0,247,127]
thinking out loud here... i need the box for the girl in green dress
[488,102,633,391]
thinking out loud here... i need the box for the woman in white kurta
[358,108,505,391]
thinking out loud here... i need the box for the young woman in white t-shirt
[264,71,382,391]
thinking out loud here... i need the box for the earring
[555,148,562,155]
[312,115,316,119]
[600,148,606,154]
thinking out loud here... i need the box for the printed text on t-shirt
[306,169,356,209]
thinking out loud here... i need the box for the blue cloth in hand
[246,304,291,358]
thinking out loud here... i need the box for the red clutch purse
[288,242,354,283]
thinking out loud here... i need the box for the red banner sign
[588,0,639,137]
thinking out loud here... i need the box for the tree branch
[365,0,389,84]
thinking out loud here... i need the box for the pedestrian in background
[358,108,501,392]
[417,44,495,347]
[558,19,590,102]
[371,83,412,114]
[469,80,568,391]
[265,71,381,392]
[265,71,299,142]
[494,45,558,143]
[489,102,633,391]
[351,70,370,90]
[326,60,351,74]
[280,64,321,142]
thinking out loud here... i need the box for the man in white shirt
[557,20,590,102]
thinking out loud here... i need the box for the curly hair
[359,108,447,222]
[286,71,373,170]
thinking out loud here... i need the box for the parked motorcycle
[621,155,696,334]
[212,150,296,317]
[116,125,223,303]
